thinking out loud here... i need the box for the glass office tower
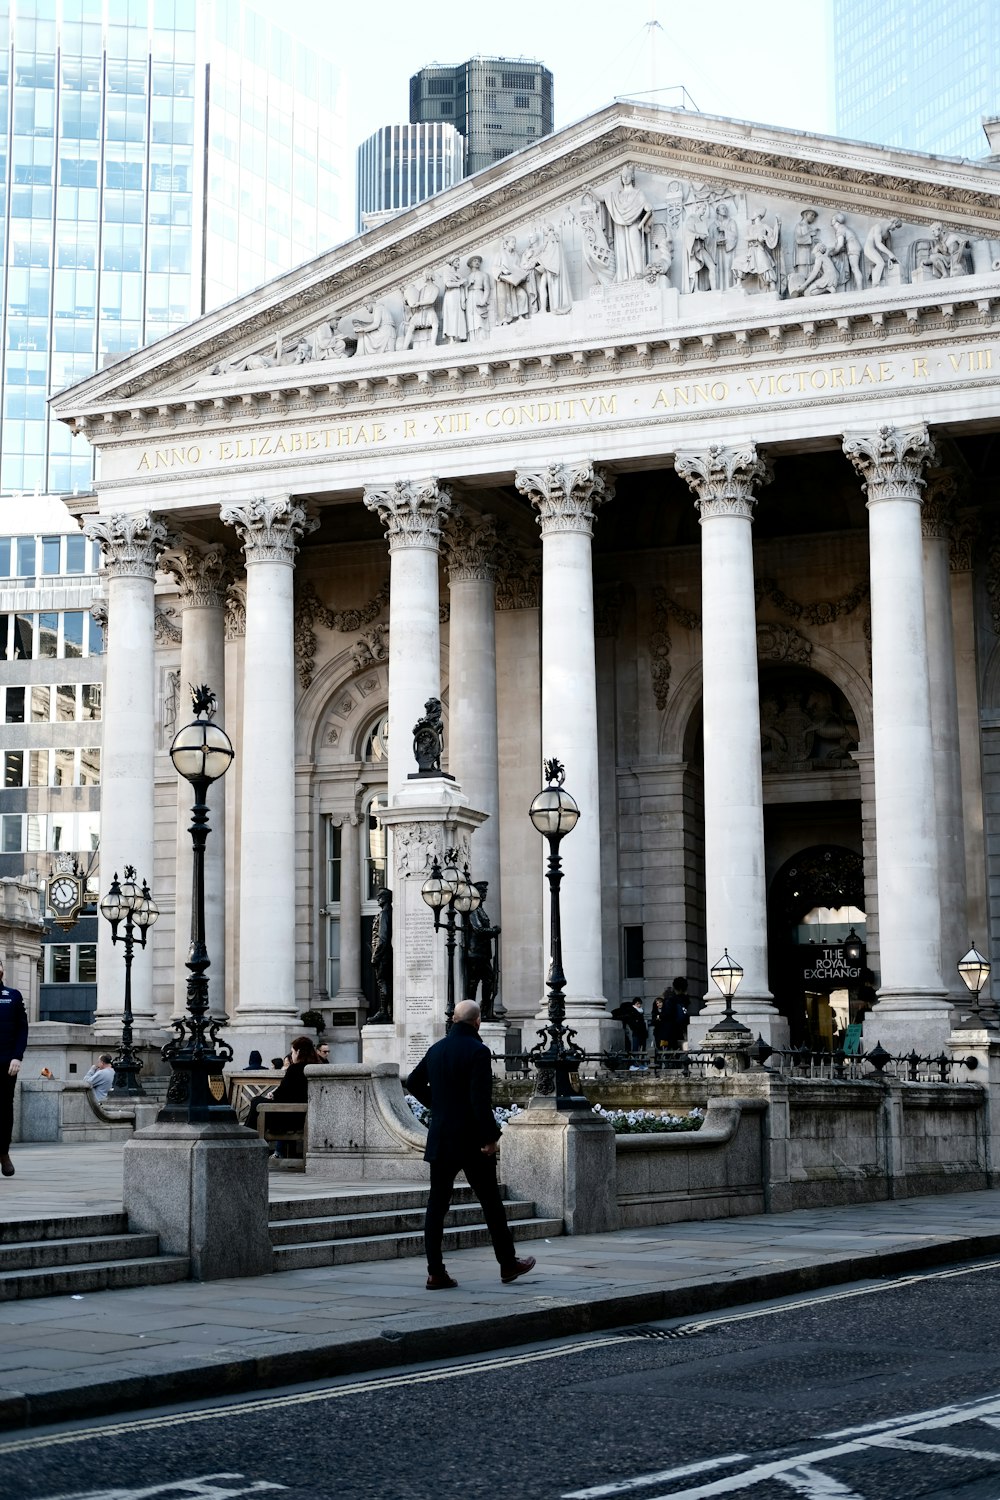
[832,0,1000,159]
[410,57,554,176]
[0,0,347,496]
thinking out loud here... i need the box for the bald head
[453,1000,481,1027]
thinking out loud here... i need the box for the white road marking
[565,1392,1000,1500]
[0,1335,633,1455]
[563,1455,751,1498]
[871,1435,1000,1461]
[773,1466,867,1498]
[38,1478,286,1500]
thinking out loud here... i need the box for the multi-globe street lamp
[526,757,589,1108]
[99,865,159,1098]
[159,683,237,1123]
[421,848,481,1030]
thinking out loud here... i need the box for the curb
[4,1227,1000,1433]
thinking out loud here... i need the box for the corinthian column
[84,511,173,1026]
[161,544,237,1020]
[363,480,452,801]
[921,473,968,1004]
[675,445,785,1044]
[220,496,318,1050]
[514,462,612,1041]
[843,424,947,1050]
[444,509,502,906]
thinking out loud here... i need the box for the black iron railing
[494,1043,981,1085]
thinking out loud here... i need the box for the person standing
[406,999,535,1290]
[626,996,648,1069]
[82,1054,115,1102]
[0,958,28,1177]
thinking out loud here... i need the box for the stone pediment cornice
[49,102,1000,419]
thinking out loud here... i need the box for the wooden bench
[226,1070,307,1169]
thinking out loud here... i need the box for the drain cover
[624,1323,699,1341]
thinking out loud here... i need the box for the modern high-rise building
[831,0,1000,158]
[0,0,347,496]
[410,56,554,175]
[355,121,464,233]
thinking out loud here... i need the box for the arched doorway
[768,843,872,1048]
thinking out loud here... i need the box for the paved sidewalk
[6,1143,1000,1432]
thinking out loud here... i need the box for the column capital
[220,495,319,563]
[921,470,960,540]
[84,511,175,579]
[225,580,247,641]
[675,444,772,520]
[515,462,614,536]
[950,508,979,573]
[443,508,502,582]
[161,543,239,609]
[363,479,453,550]
[842,423,937,504]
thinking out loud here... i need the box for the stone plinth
[479,1020,510,1077]
[305,1063,429,1180]
[122,1121,272,1280]
[500,1105,619,1235]
[367,776,487,1075]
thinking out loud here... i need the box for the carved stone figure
[713,203,738,289]
[412,696,444,773]
[463,881,500,1020]
[759,684,858,770]
[441,256,468,342]
[647,223,672,280]
[311,321,350,360]
[829,213,864,292]
[466,255,492,340]
[494,235,531,324]
[792,208,820,274]
[401,274,440,349]
[577,188,614,283]
[863,218,901,286]
[801,241,839,296]
[601,165,653,282]
[353,299,396,355]
[683,204,716,292]
[368,888,393,1024]
[734,211,781,294]
[914,222,971,280]
[520,229,541,314]
[533,223,571,313]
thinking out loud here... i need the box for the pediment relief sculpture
[208,163,996,378]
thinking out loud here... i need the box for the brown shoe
[501,1255,536,1284]
[0,1155,14,1177]
[426,1270,457,1290]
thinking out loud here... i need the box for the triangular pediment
[50,99,1000,420]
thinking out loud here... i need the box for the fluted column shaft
[445,511,501,905]
[364,480,452,801]
[515,463,611,1021]
[844,425,946,1035]
[162,545,235,1018]
[921,479,967,999]
[334,813,364,1006]
[84,512,172,1025]
[221,497,318,1034]
[676,446,779,1034]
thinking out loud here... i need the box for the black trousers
[0,1069,17,1155]
[425,1152,516,1274]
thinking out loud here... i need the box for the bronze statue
[367,887,393,1024]
[412,697,444,774]
[463,880,501,1020]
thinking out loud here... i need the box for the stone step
[271,1214,561,1272]
[0,1233,162,1274]
[268,1198,541,1246]
[0,1254,190,1302]
[1,1212,130,1245]
[267,1184,482,1221]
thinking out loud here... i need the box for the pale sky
[259,0,833,165]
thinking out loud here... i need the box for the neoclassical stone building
[50,102,1000,1063]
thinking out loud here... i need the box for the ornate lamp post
[527,757,589,1108]
[421,848,480,1030]
[159,684,237,1123]
[99,865,159,1098]
[706,950,752,1043]
[957,942,993,1028]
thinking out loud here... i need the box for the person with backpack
[652,979,690,1066]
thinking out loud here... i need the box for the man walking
[406,999,535,1290]
[0,958,28,1177]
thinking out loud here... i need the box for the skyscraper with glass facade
[831,0,1000,159]
[356,122,464,233]
[410,57,554,176]
[0,0,347,496]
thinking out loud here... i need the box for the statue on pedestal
[367,887,393,1024]
[463,880,501,1020]
[412,697,444,773]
